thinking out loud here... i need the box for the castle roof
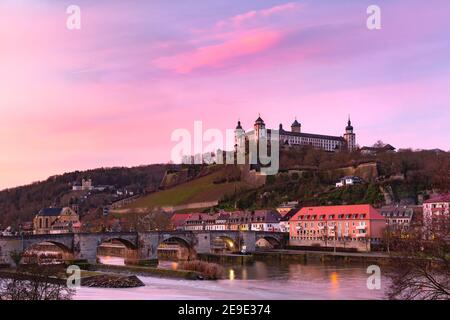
[292,119,301,127]
[346,117,353,131]
[280,130,345,141]
[254,116,265,124]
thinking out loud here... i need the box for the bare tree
[0,265,74,300]
[386,213,450,300]
[136,211,172,231]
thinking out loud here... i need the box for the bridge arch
[21,240,74,265]
[96,236,139,266]
[211,235,238,253]
[157,236,196,261]
[256,235,282,249]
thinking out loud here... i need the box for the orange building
[289,204,386,252]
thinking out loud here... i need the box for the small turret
[291,118,301,133]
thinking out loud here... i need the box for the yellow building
[33,207,80,235]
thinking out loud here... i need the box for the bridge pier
[0,238,23,266]
[73,234,98,264]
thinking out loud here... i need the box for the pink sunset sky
[1,0,450,189]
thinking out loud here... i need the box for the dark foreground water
[75,256,388,300]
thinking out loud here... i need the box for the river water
[74,256,387,300]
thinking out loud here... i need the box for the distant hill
[124,165,251,210]
[1,147,449,228]
[0,164,170,227]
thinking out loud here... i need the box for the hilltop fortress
[234,115,356,152]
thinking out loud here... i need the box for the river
[74,256,388,300]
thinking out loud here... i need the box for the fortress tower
[344,116,356,152]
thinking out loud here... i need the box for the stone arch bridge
[0,231,286,265]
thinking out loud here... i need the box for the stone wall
[289,238,372,252]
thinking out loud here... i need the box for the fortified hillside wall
[320,162,379,183]
[240,164,266,188]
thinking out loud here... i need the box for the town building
[423,194,450,237]
[360,144,396,155]
[276,201,299,216]
[379,205,420,232]
[235,115,356,153]
[72,178,114,192]
[181,210,282,232]
[72,178,94,191]
[335,176,363,188]
[18,222,34,235]
[170,213,192,231]
[279,208,298,233]
[33,207,81,235]
[289,204,386,252]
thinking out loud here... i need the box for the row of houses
[179,210,288,232]
[14,194,448,253]
[171,194,448,252]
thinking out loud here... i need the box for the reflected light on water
[98,255,125,266]
[242,268,248,280]
[229,269,235,280]
[329,271,339,290]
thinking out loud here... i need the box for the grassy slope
[126,171,249,209]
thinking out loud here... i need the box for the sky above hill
[1,0,450,189]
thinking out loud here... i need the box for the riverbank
[196,249,390,266]
[90,263,206,280]
[0,267,145,288]
[254,249,391,265]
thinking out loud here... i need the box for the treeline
[0,164,169,227]
[219,148,450,210]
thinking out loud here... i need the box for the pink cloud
[260,2,299,16]
[153,29,282,73]
[216,2,301,28]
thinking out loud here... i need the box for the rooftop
[291,204,385,221]
[36,208,63,217]
[424,194,450,203]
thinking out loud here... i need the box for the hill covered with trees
[1,146,449,228]
[0,164,170,227]
[218,147,450,210]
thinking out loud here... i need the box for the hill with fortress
[0,144,448,229]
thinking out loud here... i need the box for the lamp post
[334,225,337,254]
[386,221,390,254]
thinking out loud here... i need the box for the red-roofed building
[289,204,386,252]
[170,213,192,231]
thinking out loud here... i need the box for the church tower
[344,116,356,152]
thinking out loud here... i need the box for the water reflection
[98,255,125,266]
[329,272,339,291]
[78,259,388,300]
[229,269,235,281]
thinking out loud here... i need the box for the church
[235,115,356,152]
